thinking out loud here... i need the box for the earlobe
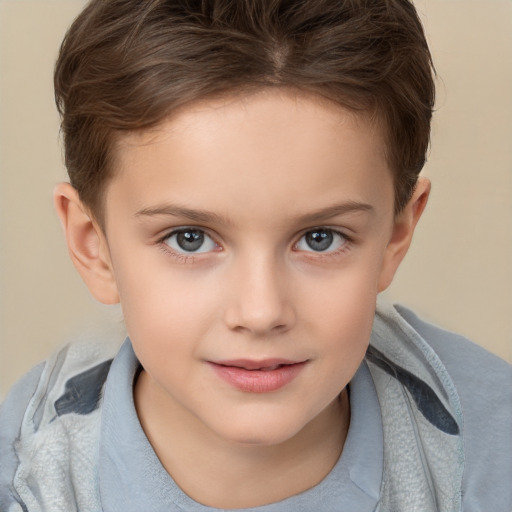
[53,183,120,304]
[378,177,431,292]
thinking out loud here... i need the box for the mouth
[208,359,308,393]
[214,359,303,370]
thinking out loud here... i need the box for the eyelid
[293,227,353,254]
[157,225,215,242]
[158,226,222,255]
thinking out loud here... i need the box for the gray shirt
[1,304,511,511]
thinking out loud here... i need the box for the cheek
[299,257,381,322]
[297,259,380,360]
[112,257,220,353]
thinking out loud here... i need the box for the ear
[53,183,120,304]
[378,177,431,292]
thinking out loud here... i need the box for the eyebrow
[135,201,374,225]
[296,201,374,224]
[135,205,232,225]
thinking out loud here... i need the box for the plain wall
[1,0,511,397]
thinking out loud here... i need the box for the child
[1,0,510,511]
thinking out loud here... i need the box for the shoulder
[394,305,512,511]
[0,363,44,511]
[0,338,120,510]
[394,304,512,404]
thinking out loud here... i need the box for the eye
[163,228,217,253]
[295,228,348,253]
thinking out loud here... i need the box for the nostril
[222,283,296,335]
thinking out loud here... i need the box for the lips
[214,358,300,370]
[208,358,307,393]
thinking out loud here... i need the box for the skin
[54,89,429,508]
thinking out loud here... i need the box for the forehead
[109,89,393,223]
[120,88,382,150]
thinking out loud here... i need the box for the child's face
[78,90,423,446]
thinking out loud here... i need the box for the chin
[227,431,298,448]
[212,413,308,448]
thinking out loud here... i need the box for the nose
[223,253,296,336]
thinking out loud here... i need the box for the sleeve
[0,363,45,511]
[395,305,512,512]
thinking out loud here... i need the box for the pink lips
[208,358,307,393]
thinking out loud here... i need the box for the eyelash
[298,230,354,261]
[156,228,220,264]
[157,246,198,264]
[156,227,354,263]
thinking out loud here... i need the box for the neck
[134,370,350,509]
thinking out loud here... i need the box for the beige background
[1,0,511,397]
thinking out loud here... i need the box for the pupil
[306,230,333,251]
[177,230,204,251]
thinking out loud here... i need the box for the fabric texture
[368,303,464,512]
[0,303,510,512]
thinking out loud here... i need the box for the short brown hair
[54,0,435,220]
